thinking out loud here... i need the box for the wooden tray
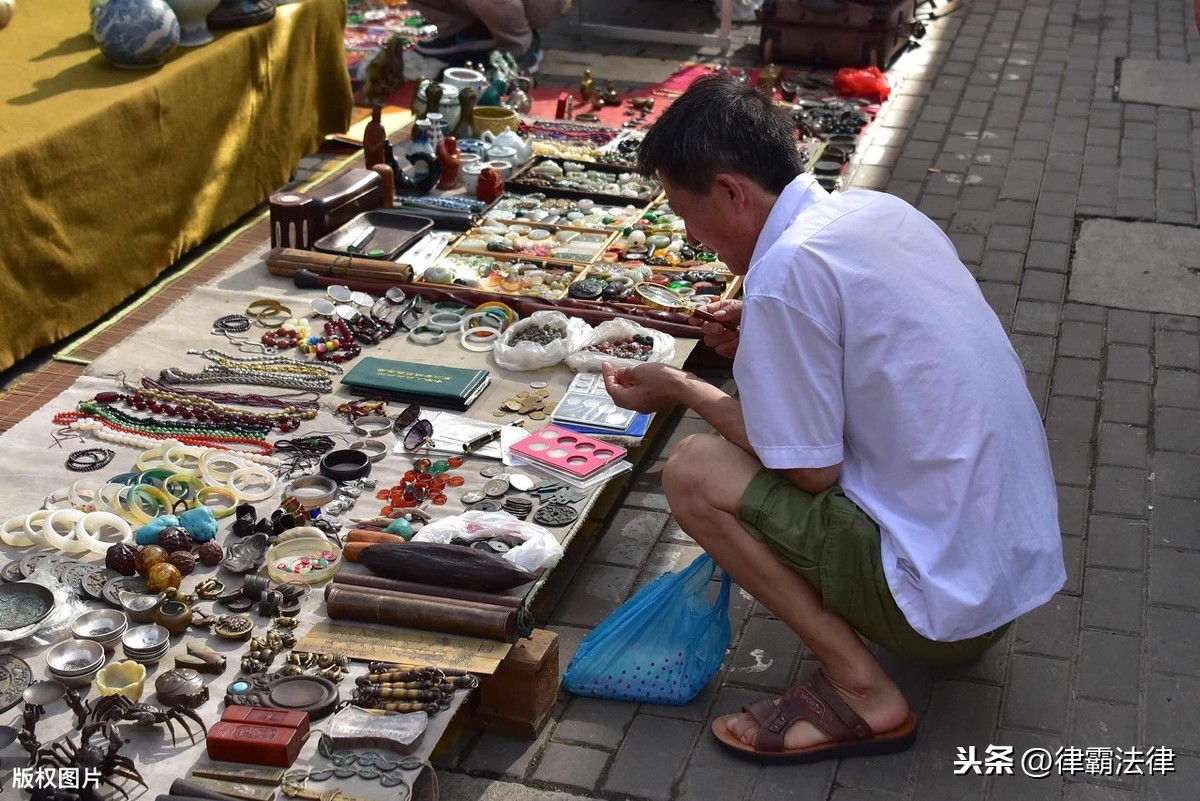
[506,157,663,206]
[314,210,435,261]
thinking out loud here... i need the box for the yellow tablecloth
[0,0,354,371]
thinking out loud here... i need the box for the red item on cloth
[834,66,891,101]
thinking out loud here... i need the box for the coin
[492,411,508,417]
[507,473,535,492]
[535,389,550,398]
[480,466,506,477]
[529,412,547,420]
[517,391,530,398]
[483,478,510,497]
[399,757,423,771]
[460,491,486,505]
[530,382,548,389]
[504,399,523,412]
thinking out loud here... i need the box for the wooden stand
[466,629,559,740]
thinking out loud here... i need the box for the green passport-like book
[341,357,491,410]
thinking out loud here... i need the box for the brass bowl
[473,106,519,136]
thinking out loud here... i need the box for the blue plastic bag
[563,554,732,705]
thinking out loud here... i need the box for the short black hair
[638,72,803,196]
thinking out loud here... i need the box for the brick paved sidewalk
[436,1,1200,799]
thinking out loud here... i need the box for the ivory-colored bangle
[461,311,506,331]
[94,484,126,517]
[460,327,499,351]
[1,515,34,547]
[136,444,171,472]
[199,449,248,487]
[43,488,72,511]
[23,510,50,546]
[43,508,89,554]
[74,512,133,555]
[69,478,104,512]
[429,311,465,331]
[349,438,389,463]
[109,486,143,524]
[284,475,338,508]
[227,465,277,503]
[351,415,393,437]
[164,444,204,476]
[196,486,239,518]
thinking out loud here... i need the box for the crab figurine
[29,722,146,801]
[88,695,206,746]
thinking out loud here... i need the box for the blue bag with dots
[562,554,732,705]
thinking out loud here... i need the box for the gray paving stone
[1002,654,1071,732]
[1106,310,1153,345]
[1153,451,1200,497]
[1081,567,1144,634]
[1077,629,1142,704]
[1011,333,1056,372]
[1150,496,1200,550]
[725,617,801,694]
[748,760,837,801]
[638,542,705,586]
[548,625,588,669]
[1096,423,1148,468]
[464,728,552,779]
[589,509,668,568]
[552,563,637,627]
[552,697,638,750]
[827,787,906,801]
[603,715,699,800]
[1062,782,1138,800]
[1100,381,1151,426]
[1145,753,1200,801]
[1086,516,1147,570]
[531,743,610,792]
[1049,440,1092,487]
[1014,300,1061,335]
[1072,698,1138,754]
[911,680,1001,801]
[677,766,755,801]
[1027,240,1072,272]
[1156,314,1199,332]
[1146,673,1200,753]
[1154,330,1200,370]
[1105,345,1153,383]
[623,459,671,513]
[988,728,1063,801]
[1013,594,1080,659]
[1091,466,1148,517]
[1046,396,1098,441]
[1021,270,1068,303]
[1154,370,1200,410]
[1153,408,1200,453]
[1150,547,1200,610]
[659,519,696,546]
[1060,484,1088,537]
[1052,357,1102,399]
[834,748,916,794]
[1063,303,1107,323]
[1147,605,1200,677]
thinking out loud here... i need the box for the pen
[462,420,525,454]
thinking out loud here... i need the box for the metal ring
[351,415,393,437]
[349,439,390,463]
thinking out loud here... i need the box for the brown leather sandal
[710,669,918,763]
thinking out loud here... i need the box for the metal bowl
[71,609,129,647]
[121,624,169,653]
[0,583,55,632]
[118,591,164,624]
[46,639,105,678]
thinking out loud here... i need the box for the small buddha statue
[580,68,593,104]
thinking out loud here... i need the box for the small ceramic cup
[441,66,486,96]
[461,162,487,194]
[485,159,514,181]
[459,153,482,169]
[486,146,519,170]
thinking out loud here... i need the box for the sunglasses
[396,404,435,451]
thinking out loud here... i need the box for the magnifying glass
[633,282,739,330]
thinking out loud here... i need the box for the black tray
[506,157,663,206]
[314,211,435,261]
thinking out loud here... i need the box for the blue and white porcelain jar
[94,0,179,69]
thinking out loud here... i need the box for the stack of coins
[494,383,553,420]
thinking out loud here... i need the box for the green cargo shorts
[736,469,1010,665]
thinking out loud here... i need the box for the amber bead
[146,561,183,592]
[135,545,169,578]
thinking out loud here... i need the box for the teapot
[480,128,532,165]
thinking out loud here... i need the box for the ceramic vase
[94,0,179,68]
[164,0,219,46]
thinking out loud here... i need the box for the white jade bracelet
[23,510,50,547]
[74,511,134,555]
[1,515,34,547]
[42,508,89,554]
[227,465,277,503]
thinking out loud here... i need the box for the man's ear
[712,173,747,210]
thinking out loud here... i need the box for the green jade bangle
[407,325,447,346]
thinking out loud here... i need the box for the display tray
[313,211,435,261]
[485,195,650,231]
[505,157,664,206]
[446,221,618,266]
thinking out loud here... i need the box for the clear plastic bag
[564,319,675,373]
[563,554,732,705]
[492,311,594,371]
[412,511,564,572]
[1,565,90,647]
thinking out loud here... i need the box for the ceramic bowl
[46,638,105,677]
[473,106,519,136]
[71,608,129,650]
[95,660,146,701]
[441,66,486,96]
[486,159,514,181]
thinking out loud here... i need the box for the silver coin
[479,465,506,478]
[507,473,535,492]
[529,382,548,389]
[460,491,486,505]
[483,478,510,497]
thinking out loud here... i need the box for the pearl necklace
[160,366,332,393]
[57,418,281,467]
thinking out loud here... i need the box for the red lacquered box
[207,721,304,768]
[220,706,311,741]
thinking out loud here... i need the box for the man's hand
[601,362,689,414]
[691,299,741,359]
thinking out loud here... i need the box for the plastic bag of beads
[565,319,675,373]
[563,553,731,705]
[492,311,593,371]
